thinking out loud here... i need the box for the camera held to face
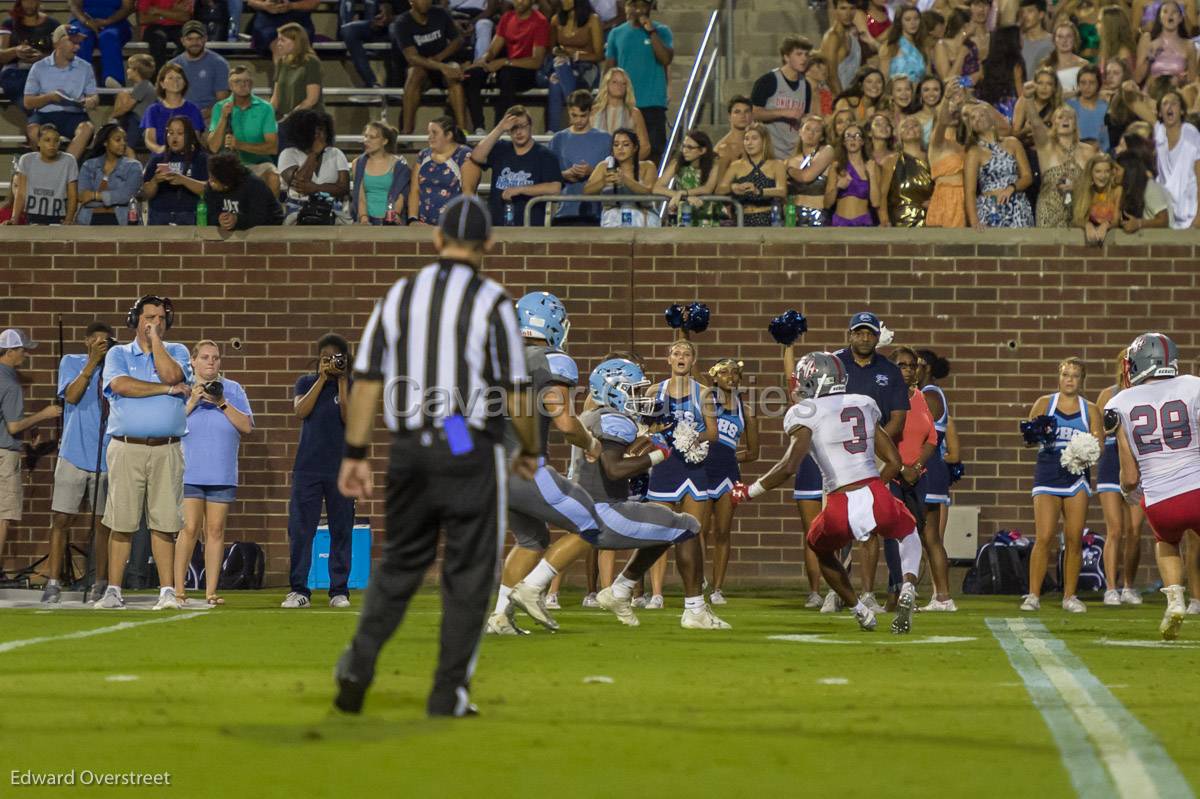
[203,380,224,401]
[330,353,348,371]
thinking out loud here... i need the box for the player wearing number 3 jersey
[1105,333,1200,641]
[730,352,922,634]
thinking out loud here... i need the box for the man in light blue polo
[93,296,192,611]
[22,23,98,161]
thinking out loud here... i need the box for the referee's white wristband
[648,449,667,466]
[748,481,766,499]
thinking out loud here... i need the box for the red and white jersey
[1105,375,1200,506]
[785,393,881,493]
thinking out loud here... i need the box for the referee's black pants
[337,432,506,716]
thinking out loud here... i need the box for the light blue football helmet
[516,291,569,348]
[590,358,655,417]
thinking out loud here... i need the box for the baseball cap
[181,20,206,38]
[0,329,38,350]
[51,22,86,43]
[848,311,881,333]
[438,195,492,242]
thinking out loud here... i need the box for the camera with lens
[331,353,348,370]
[203,380,224,401]
[105,335,119,351]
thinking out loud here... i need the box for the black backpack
[1058,530,1106,593]
[181,541,265,590]
[963,531,1053,595]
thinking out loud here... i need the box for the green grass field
[3,590,1200,798]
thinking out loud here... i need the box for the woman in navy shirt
[142,115,208,224]
[141,63,205,154]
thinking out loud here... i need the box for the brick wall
[4,227,1198,587]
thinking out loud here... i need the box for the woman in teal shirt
[352,120,411,225]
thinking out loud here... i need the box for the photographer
[174,340,252,606]
[282,333,354,609]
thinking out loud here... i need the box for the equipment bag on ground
[183,542,266,590]
[962,531,1054,595]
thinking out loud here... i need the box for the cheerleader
[916,348,960,611]
[643,337,718,608]
[1095,347,1146,606]
[702,359,759,605]
[1021,357,1104,613]
[783,343,832,610]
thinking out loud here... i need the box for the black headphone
[126,295,174,330]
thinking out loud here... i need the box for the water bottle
[385,208,397,225]
[504,201,515,226]
[679,200,692,227]
[784,200,796,227]
[196,197,207,227]
[771,200,782,227]
[621,206,633,227]
[127,200,139,225]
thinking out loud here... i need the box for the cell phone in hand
[156,163,171,174]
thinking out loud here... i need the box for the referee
[333,195,540,718]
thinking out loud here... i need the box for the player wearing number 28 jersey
[1105,333,1200,640]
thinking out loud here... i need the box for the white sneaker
[709,589,727,606]
[854,605,877,631]
[544,592,560,610]
[1019,594,1040,611]
[1121,588,1143,605]
[485,610,529,635]
[1161,586,1187,641]
[511,581,558,631]
[152,588,179,611]
[680,605,731,629]
[891,583,916,635]
[93,585,125,609]
[820,591,843,614]
[581,592,599,608]
[330,595,351,608]
[645,594,664,610]
[596,587,639,626]
[805,591,823,609]
[281,592,311,608]
[860,593,884,614]
[1062,596,1087,613]
[631,596,647,608]
[1187,599,1200,615]
[1103,589,1122,606]
[920,598,958,612]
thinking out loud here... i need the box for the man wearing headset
[93,296,193,611]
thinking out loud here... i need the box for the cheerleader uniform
[646,379,711,502]
[1032,392,1093,497]
[1096,435,1120,494]
[705,392,745,499]
[923,383,952,507]
[793,456,823,502]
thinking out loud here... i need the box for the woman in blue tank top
[643,338,717,609]
[702,358,758,605]
[1021,357,1104,615]
[784,343,829,609]
[917,349,961,612]
[1095,347,1146,607]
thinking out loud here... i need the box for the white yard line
[0,613,204,654]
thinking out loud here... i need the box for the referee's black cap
[438,195,492,242]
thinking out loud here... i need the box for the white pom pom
[671,419,710,464]
[1061,432,1101,475]
[878,324,895,347]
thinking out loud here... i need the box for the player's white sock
[494,584,513,615]
[611,575,638,599]
[899,532,922,577]
[684,595,704,611]
[524,560,558,591]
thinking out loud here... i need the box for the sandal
[177,594,189,607]
[206,595,225,606]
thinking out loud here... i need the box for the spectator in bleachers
[109,52,154,150]
[977,25,1023,120]
[271,21,322,146]
[582,126,654,225]
[751,36,812,162]
[543,0,602,132]
[392,0,468,134]
[409,114,470,224]
[820,0,862,95]
[879,7,929,84]
[142,62,204,152]
[785,114,834,226]
[69,0,133,87]
[464,0,549,132]
[825,120,876,226]
[1135,2,1196,89]
[191,0,237,41]
[926,85,966,227]
[1117,137,1170,231]
[75,121,142,223]
[1024,88,1093,226]
[860,0,890,42]
[1019,0,1053,81]
[654,128,719,225]
[718,121,786,227]
[807,54,834,117]
[0,0,61,112]
[23,23,95,159]
[913,75,942,145]
[1153,89,1200,227]
[835,65,883,122]
[880,75,913,130]
[590,66,648,159]
[351,120,409,224]
[447,0,494,62]
[1044,21,1088,96]
[714,94,750,172]
[137,0,190,70]
[1097,6,1135,76]
[1073,152,1120,242]
[340,0,401,93]
[868,111,894,170]
[278,108,350,223]
[604,0,671,163]
[1014,65,1060,138]
[548,88,610,225]
[965,102,1034,227]
[6,123,76,223]
[142,114,208,223]
[1066,64,1108,150]
[932,9,980,88]
[209,64,279,195]
[204,150,283,229]
[247,0,314,56]
[464,104,561,225]
[877,114,931,226]
[169,20,229,120]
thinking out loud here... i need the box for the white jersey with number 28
[1105,375,1200,506]
[784,393,882,493]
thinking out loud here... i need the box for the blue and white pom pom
[672,418,709,464]
[1061,432,1101,476]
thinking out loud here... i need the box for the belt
[113,435,180,446]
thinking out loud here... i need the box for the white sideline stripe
[0,613,203,654]
[987,618,1194,799]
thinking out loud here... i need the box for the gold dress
[887,153,932,227]
[1036,146,1080,229]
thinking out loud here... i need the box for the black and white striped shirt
[354,258,528,438]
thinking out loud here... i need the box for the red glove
[729,481,751,507]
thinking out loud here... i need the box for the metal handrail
[687,49,721,132]
[524,193,744,227]
[657,8,720,180]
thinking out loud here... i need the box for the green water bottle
[784,199,797,227]
[196,197,207,227]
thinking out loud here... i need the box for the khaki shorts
[102,439,184,534]
[51,457,108,516]
[0,448,21,521]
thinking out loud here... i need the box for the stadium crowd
[2,0,1200,231]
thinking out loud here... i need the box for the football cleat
[805,591,823,609]
[820,591,843,614]
[485,610,530,636]
[891,583,916,634]
[680,605,731,630]
[596,587,639,626]
[854,604,877,631]
[510,581,558,631]
[1161,586,1187,641]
